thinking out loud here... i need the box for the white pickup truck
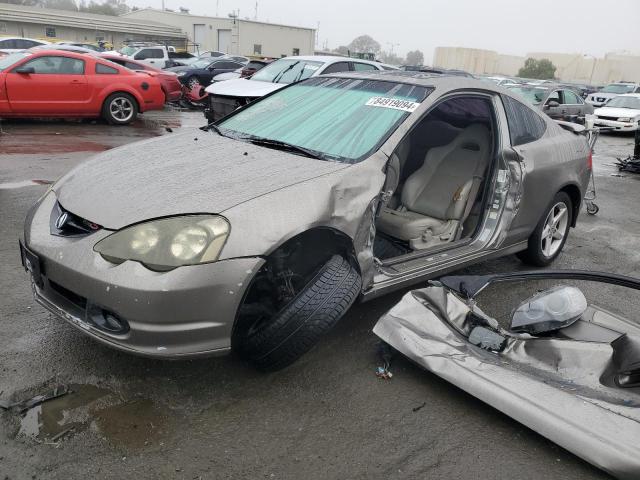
[119,44,176,69]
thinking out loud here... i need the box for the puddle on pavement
[15,384,168,449]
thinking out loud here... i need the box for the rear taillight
[587,150,593,170]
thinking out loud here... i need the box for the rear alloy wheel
[187,77,202,89]
[235,254,362,371]
[102,93,138,125]
[518,192,572,267]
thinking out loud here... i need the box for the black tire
[517,191,573,267]
[237,254,362,371]
[102,92,138,125]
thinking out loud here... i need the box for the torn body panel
[374,276,640,479]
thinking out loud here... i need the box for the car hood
[205,78,285,98]
[164,66,194,73]
[54,130,350,230]
[595,106,640,118]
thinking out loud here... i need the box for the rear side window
[562,90,580,104]
[321,61,351,74]
[502,95,547,146]
[135,48,164,60]
[17,56,85,74]
[353,62,378,71]
[0,39,17,49]
[96,63,119,74]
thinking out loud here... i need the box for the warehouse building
[123,8,316,58]
[0,3,187,48]
[434,46,640,84]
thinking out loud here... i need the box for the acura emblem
[55,212,69,230]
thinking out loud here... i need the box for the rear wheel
[234,254,362,371]
[102,93,138,125]
[517,191,572,267]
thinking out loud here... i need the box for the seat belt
[455,175,483,240]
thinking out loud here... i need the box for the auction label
[366,97,420,112]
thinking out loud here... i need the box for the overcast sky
[127,0,640,62]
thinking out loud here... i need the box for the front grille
[49,279,87,310]
[210,95,249,122]
[49,201,101,237]
[597,116,620,121]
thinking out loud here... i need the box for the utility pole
[216,0,219,16]
[316,21,320,48]
[161,0,165,10]
[254,1,258,20]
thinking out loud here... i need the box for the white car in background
[593,94,640,131]
[204,55,384,121]
[0,36,49,53]
[586,82,640,107]
[483,75,519,87]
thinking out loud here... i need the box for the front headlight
[618,117,632,122]
[176,71,186,76]
[94,215,229,271]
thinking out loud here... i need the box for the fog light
[87,304,129,334]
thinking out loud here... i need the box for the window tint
[546,90,560,103]
[18,56,85,74]
[502,95,547,146]
[126,61,144,70]
[321,61,351,74]
[213,61,240,69]
[96,63,119,74]
[16,39,41,49]
[135,48,164,60]
[353,62,378,71]
[562,90,580,104]
[0,39,17,49]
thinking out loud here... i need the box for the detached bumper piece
[374,278,640,480]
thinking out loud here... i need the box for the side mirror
[510,286,587,334]
[15,66,35,74]
[546,100,560,109]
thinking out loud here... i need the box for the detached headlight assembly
[94,215,229,271]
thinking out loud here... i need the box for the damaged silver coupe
[374,270,640,479]
[21,71,591,370]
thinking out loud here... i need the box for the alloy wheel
[541,202,569,257]
[109,97,134,122]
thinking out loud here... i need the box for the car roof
[0,36,49,42]
[321,69,502,89]
[617,93,640,98]
[24,48,95,59]
[281,55,380,65]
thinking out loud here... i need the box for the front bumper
[24,193,264,358]
[594,118,639,131]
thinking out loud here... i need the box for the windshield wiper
[248,137,326,160]
[207,123,234,139]
[272,61,299,83]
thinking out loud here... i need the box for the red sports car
[0,49,165,124]
[99,53,183,103]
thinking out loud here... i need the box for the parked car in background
[212,60,272,83]
[204,55,384,121]
[166,58,246,88]
[57,42,105,52]
[119,44,171,69]
[0,36,49,53]
[586,82,640,107]
[197,50,227,58]
[20,72,592,370]
[166,51,196,68]
[101,53,183,103]
[0,49,164,124]
[507,84,593,121]
[593,94,640,132]
[482,75,519,86]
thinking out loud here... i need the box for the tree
[518,58,557,80]
[348,35,381,55]
[333,45,349,56]
[405,50,424,66]
[379,50,402,65]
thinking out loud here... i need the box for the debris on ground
[412,402,427,412]
[0,385,70,414]
[375,341,394,380]
[616,156,640,174]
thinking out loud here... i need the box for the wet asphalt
[1,110,639,480]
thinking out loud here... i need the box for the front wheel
[517,192,573,267]
[102,93,138,125]
[235,254,362,371]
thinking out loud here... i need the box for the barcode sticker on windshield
[366,97,420,112]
